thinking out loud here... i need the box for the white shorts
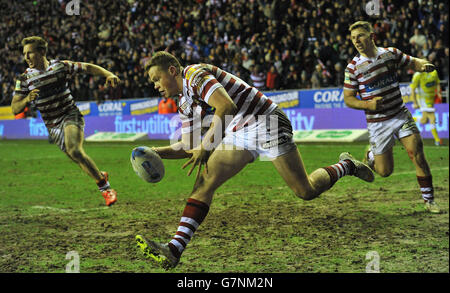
[367,107,419,155]
[221,108,297,161]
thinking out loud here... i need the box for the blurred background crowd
[0,0,448,106]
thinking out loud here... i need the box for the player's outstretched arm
[407,57,435,73]
[63,60,120,87]
[152,133,193,160]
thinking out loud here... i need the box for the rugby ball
[130,146,165,183]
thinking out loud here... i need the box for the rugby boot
[102,189,117,206]
[339,152,375,182]
[424,200,441,214]
[136,235,179,270]
[100,171,117,206]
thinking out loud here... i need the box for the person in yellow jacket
[410,67,443,146]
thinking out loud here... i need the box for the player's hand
[182,147,210,180]
[412,103,419,109]
[105,75,120,88]
[26,89,39,103]
[366,96,383,111]
[421,63,435,73]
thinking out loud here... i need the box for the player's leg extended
[364,121,396,177]
[137,147,254,269]
[271,147,323,200]
[271,147,374,201]
[400,131,431,177]
[372,149,395,177]
[64,124,117,205]
[64,124,103,181]
[399,133,439,212]
[189,147,255,205]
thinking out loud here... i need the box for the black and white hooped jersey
[13,60,83,127]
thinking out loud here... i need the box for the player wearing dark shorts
[11,36,119,206]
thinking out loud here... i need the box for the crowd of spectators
[0,0,448,106]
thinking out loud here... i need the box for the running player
[11,36,119,206]
[343,21,440,213]
[410,61,443,146]
[135,51,374,269]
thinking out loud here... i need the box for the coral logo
[98,102,123,116]
[313,90,343,103]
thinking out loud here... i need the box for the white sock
[367,150,374,163]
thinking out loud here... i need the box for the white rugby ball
[130,146,165,183]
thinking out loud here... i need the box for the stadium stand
[0,0,448,106]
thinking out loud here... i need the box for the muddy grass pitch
[0,139,448,273]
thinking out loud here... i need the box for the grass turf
[0,139,448,273]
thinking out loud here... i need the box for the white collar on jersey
[358,47,383,62]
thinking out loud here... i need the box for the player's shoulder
[184,64,218,91]
[345,55,360,71]
[183,64,202,78]
[44,59,67,71]
[384,47,403,55]
[183,64,214,80]
[17,71,29,81]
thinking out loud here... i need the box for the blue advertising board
[264,82,415,109]
[28,82,431,121]
[1,104,447,140]
[35,98,161,119]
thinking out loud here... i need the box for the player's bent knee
[66,147,84,162]
[293,187,318,201]
[377,168,393,177]
[191,173,217,196]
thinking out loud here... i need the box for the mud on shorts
[221,107,298,161]
[47,109,85,152]
[367,107,420,155]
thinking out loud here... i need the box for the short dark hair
[21,36,48,55]
[349,21,374,33]
[144,51,182,73]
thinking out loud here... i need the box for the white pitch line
[0,206,110,219]
[31,205,109,213]
[389,167,449,176]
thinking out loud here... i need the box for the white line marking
[31,205,109,213]
[389,167,449,176]
[0,206,110,220]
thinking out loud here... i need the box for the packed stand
[0,0,448,106]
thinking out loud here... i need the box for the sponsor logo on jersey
[355,61,371,72]
[366,75,397,92]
